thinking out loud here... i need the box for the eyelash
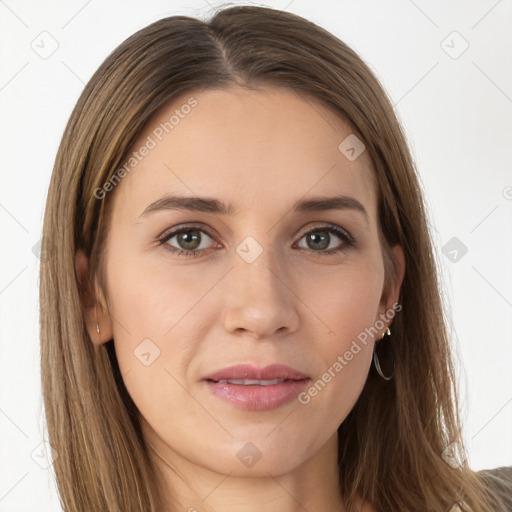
[157,223,355,258]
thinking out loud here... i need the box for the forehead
[110,85,377,224]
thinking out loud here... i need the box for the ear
[76,249,113,345]
[377,244,406,333]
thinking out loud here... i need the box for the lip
[203,364,311,411]
[203,363,309,381]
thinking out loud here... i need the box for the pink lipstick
[203,364,311,411]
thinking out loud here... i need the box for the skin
[77,85,405,512]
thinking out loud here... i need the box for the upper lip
[204,364,310,382]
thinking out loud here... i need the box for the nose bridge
[220,231,299,337]
[232,232,284,297]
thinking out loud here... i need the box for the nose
[221,245,300,340]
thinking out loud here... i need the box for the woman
[39,5,511,511]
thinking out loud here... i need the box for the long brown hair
[40,5,501,511]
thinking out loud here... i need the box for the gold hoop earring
[372,327,395,381]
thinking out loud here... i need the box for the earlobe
[75,249,114,345]
[92,299,114,345]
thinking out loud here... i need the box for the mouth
[202,364,311,411]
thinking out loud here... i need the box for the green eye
[158,223,354,258]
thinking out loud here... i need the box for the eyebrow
[139,194,369,224]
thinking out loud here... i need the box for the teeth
[217,378,286,385]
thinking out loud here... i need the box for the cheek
[106,246,216,342]
[296,301,377,437]
[296,259,383,413]
[300,256,384,344]
[103,247,217,413]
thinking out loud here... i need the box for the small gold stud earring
[95,302,100,334]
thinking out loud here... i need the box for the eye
[294,224,354,255]
[158,224,216,257]
[157,223,355,258]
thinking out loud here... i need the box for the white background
[0,1,511,510]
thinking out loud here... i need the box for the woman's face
[81,85,404,480]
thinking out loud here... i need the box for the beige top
[359,466,512,511]
[478,466,512,510]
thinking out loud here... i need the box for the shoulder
[477,466,512,510]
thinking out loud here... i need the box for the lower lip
[204,379,311,410]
